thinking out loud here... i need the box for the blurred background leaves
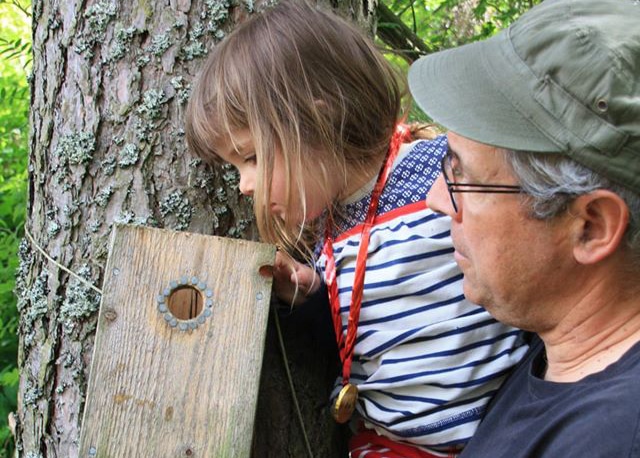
[0,0,30,455]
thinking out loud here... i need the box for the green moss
[147,32,172,56]
[48,16,61,30]
[17,269,50,347]
[136,54,151,68]
[136,216,152,225]
[136,89,166,120]
[107,24,137,62]
[170,77,191,104]
[111,213,152,228]
[63,202,80,216]
[85,2,117,31]
[22,380,43,408]
[221,164,239,187]
[46,221,61,237]
[214,186,227,201]
[88,220,102,233]
[94,185,114,207]
[74,1,118,56]
[180,41,206,61]
[228,218,251,238]
[213,201,229,217]
[59,266,101,333]
[204,0,230,33]
[133,119,151,142]
[134,89,169,141]
[160,190,193,230]
[101,154,117,176]
[189,158,215,190]
[117,143,139,167]
[14,239,32,298]
[114,210,136,225]
[189,23,205,40]
[54,132,96,166]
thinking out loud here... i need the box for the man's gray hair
[504,150,640,265]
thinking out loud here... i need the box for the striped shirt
[317,136,528,450]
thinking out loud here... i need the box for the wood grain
[79,225,275,457]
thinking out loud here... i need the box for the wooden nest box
[79,225,275,457]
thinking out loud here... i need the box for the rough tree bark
[16,0,376,456]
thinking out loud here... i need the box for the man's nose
[427,173,456,217]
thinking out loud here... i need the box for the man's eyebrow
[447,143,479,180]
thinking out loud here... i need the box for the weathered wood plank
[79,225,275,457]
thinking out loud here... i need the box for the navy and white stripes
[318,136,528,450]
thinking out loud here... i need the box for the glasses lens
[441,155,458,212]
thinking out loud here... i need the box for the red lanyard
[322,125,409,386]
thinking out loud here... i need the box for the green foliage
[0,0,31,456]
[380,0,541,51]
[0,368,17,455]
[377,0,541,122]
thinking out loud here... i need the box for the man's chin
[462,282,490,311]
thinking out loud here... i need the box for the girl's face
[213,129,335,224]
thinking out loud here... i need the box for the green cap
[409,0,640,193]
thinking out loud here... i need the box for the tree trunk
[16,0,375,456]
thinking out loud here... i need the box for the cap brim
[408,34,561,153]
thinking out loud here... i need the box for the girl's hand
[270,251,321,306]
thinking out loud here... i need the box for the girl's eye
[244,155,257,164]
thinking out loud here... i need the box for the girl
[185,2,527,456]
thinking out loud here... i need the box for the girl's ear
[570,190,630,265]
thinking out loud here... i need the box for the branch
[2,0,31,18]
[376,2,433,63]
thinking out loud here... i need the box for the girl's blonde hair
[186,0,405,258]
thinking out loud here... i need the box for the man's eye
[450,157,463,178]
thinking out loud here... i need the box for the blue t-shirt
[460,335,640,457]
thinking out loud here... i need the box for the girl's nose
[238,170,255,196]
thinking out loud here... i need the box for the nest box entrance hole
[167,285,203,320]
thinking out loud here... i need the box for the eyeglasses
[440,149,523,213]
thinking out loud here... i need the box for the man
[408,0,640,456]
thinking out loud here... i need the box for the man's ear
[571,190,629,265]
